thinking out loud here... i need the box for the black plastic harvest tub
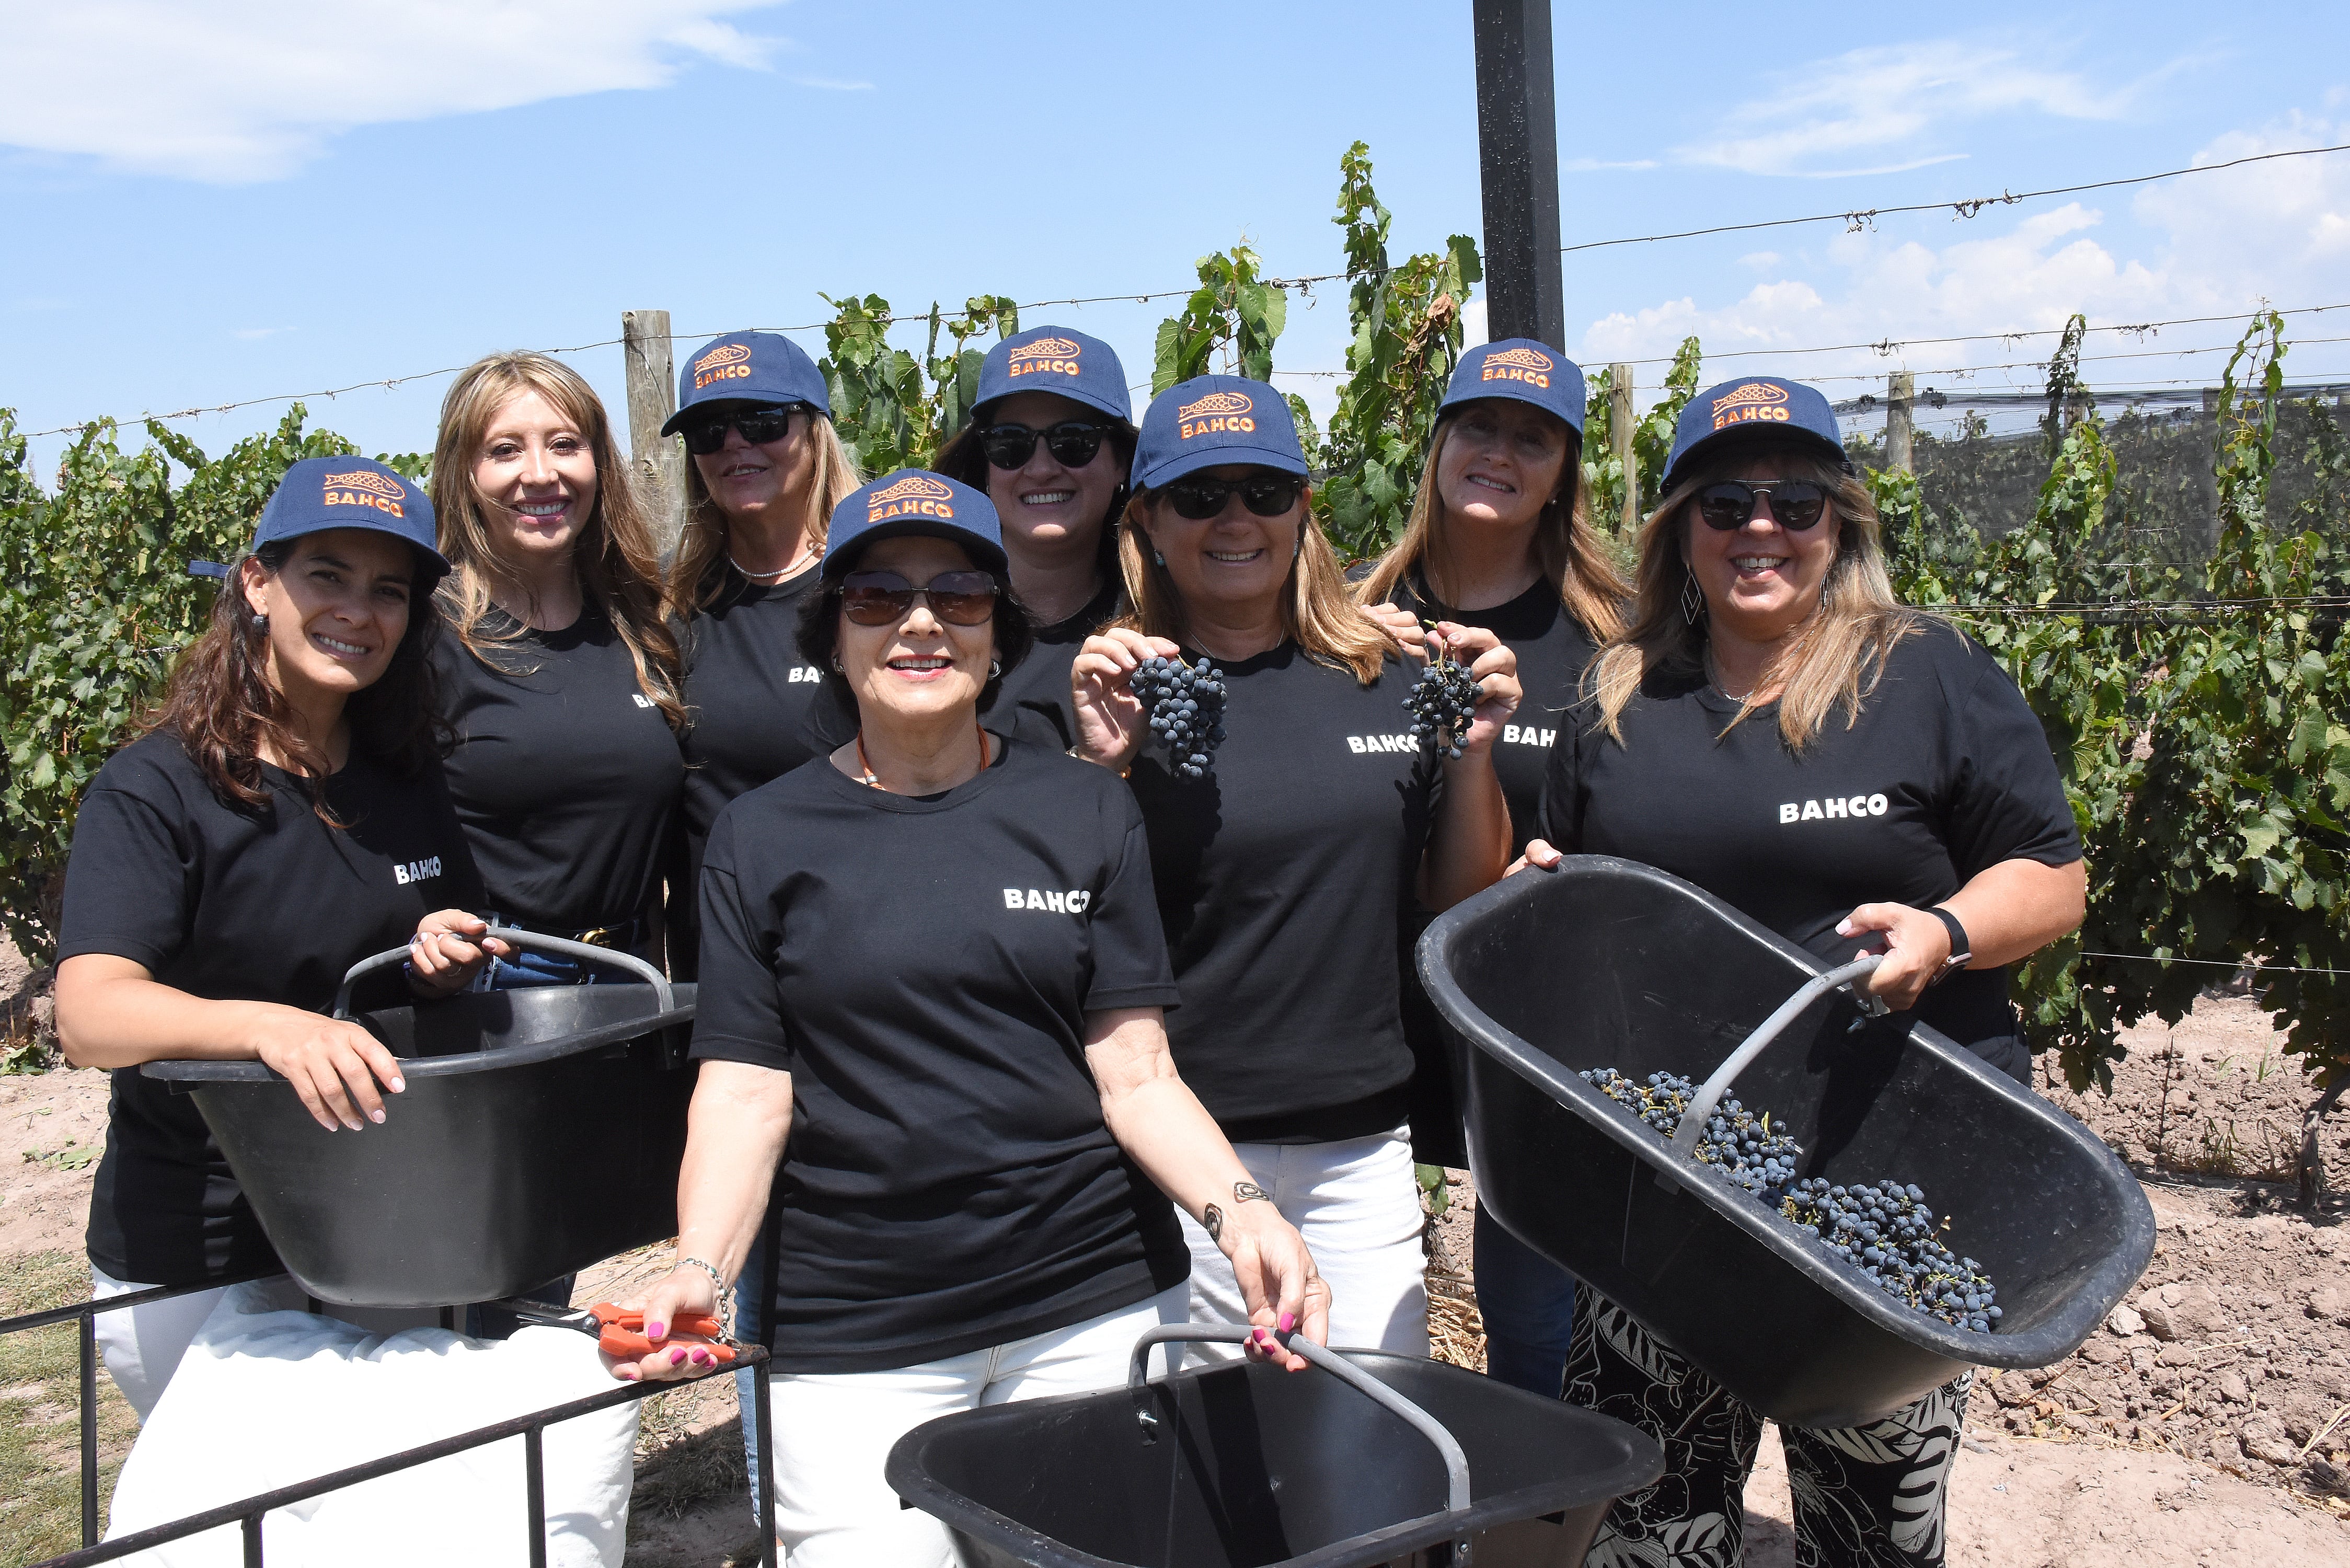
[1419,856,2155,1430]
[144,981,696,1308]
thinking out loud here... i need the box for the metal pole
[1471,0,1564,348]
[524,1426,548,1568]
[79,1315,99,1546]
[1886,371,1915,475]
[623,309,686,556]
[240,1515,264,1568]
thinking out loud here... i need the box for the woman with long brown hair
[1354,338,1625,1401]
[1070,375,1522,1358]
[1521,375,2085,1566]
[429,351,684,983]
[54,458,503,1419]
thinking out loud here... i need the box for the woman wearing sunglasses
[1520,377,2084,1567]
[616,470,1326,1568]
[1072,376,1521,1358]
[935,325,1136,745]
[429,352,684,984]
[663,331,864,975]
[1354,340,1626,1401]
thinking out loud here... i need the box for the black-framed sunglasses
[837,570,1000,627]
[1161,473,1304,521]
[1695,479,1831,532]
[679,405,810,456]
[980,421,1110,471]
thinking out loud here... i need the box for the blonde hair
[1354,408,1627,642]
[430,352,684,731]
[1116,483,1393,685]
[1590,445,1928,751]
[666,411,861,618]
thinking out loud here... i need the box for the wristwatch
[1925,906,1972,986]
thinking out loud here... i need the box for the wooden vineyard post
[1609,363,1637,537]
[622,310,685,557]
[1886,371,1915,475]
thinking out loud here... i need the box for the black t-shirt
[1538,621,2081,1076]
[692,732,1188,1373]
[59,730,483,1284]
[984,577,1124,748]
[431,608,682,933]
[1127,642,1438,1144]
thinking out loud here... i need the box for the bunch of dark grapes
[1581,1068,1802,1202]
[1779,1178,2000,1332]
[1403,644,1481,760]
[1133,655,1228,779]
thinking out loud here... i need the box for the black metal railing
[2,1279,777,1568]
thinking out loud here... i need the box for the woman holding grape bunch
[1519,375,2086,1566]
[1070,375,1522,1356]
[1354,338,1627,1400]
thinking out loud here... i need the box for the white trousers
[90,1265,232,1423]
[768,1284,1186,1568]
[1177,1128,1428,1358]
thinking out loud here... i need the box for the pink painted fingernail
[692,1350,712,1366]
[1278,1313,1296,1334]
[617,1369,639,1381]
[647,1322,665,1340]
[669,1347,686,1366]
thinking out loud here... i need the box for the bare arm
[1840,857,2088,1011]
[1417,624,1519,911]
[1085,1007,1328,1365]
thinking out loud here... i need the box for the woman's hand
[249,1009,409,1131]
[607,1264,727,1382]
[1359,601,1427,663]
[405,910,507,996]
[1070,627,1181,770]
[1835,903,1950,1012]
[1429,622,1521,762]
[1506,837,1564,877]
[1215,1200,1332,1373]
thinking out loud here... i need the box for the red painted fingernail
[1278,1313,1296,1334]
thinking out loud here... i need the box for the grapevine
[1132,654,1228,779]
[1403,630,1480,759]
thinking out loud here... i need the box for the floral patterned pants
[1566,1284,1974,1568]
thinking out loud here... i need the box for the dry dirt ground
[2,971,2346,1566]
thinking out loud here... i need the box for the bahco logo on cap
[322,468,407,518]
[1177,390,1256,440]
[1480,345,1554,389]
[1711,382,1793,431]
[1007,336,1082,378]
[867,474,956,523]
[693,341,755,389]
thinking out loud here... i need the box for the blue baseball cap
[663,331,831,435]
[1661,376,1851,494]
[1131,375,1307,491]
[973,325,1132,425]
[252,457,449,588]
[1438,339,1587,438]
[823,470,1007,580]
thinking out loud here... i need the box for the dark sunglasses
[1162,474,1304,521]
[1695,479,1832,532]
[980,421,1110,471]
[838,570,999,627]
[680,405,809,456]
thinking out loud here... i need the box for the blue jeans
[1473,1204,1576,1398]
[735,1225,769,1519]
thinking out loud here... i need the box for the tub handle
[332,924,674,1019]
[1666,954,1881,1165]
[1124,1323,1473,1549]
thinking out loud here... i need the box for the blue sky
[4,1,2346,483]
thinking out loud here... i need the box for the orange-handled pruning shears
[481,1297,738,1364]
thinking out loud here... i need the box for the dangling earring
[1679,568,1707,629]
[988,658,1001,678]
[1152,549,1165,567]
[830,653,844,673]
[252,613,269,631]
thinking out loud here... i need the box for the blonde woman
[1070,375,1522,1356]
[1520,375,2085,1567]
[429,352,684,985]
[1354,338,1627,1400]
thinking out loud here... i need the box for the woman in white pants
[1070,377,1520,1356]
[619,471,1325,1568]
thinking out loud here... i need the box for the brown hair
[1353,408,1627,642]
[1589,444,1927,751]
[1115,483,1393,685]
[430,352,684,730]
[666,407,861,617]
[145,541,447,818]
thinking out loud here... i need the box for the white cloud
[1676,39,2164,178]
[0,2,790,182]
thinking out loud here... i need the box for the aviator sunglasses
[838,570,1000,627]
[1162,474,1304,521]
[1695,479,1831,532]
[679,405,810,456]
[980,421,1110,471]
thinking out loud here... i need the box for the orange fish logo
[1484,346,1553,371]
[694,343,753,374]
[1479,344,1555,388]
[866,473,957,523]
[1006,334,1083,379]
[1176,389,1258,441]
[322,468,408,517]
[1710,382,1793,429]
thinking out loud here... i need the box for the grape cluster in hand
[1779,1178,2001,1332]
[1582,1068,1801,1202]
[1404,640,1480,760]
[1133,655,1228,779]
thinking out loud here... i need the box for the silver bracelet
[675,1254,736,1341]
